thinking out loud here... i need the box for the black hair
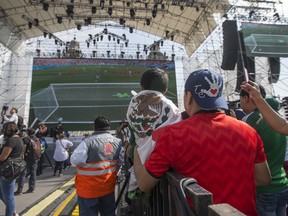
[28,128,36,136]
[239,84,266,98]
[140,68,168,93]
[94,116,110,131]
[3,122,18,138]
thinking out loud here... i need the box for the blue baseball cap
[185,69,228,110]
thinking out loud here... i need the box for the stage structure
[1,0,288,132]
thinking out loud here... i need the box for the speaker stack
[221,20,238,70]
[268,57,281,84]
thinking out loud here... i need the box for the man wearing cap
[134,69,271,215]
[240,87,288,216]
[71,116,124,216]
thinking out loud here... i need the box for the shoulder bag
[0,156,26,180]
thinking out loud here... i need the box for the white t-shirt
[53,139,73,162]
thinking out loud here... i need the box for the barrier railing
[130,171,245,216]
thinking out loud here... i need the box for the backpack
[27,138,42,160]
[17,116,24,130]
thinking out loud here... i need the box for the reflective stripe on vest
[81,160,117,168]
[77,167,116,176]
[76,160,117,176]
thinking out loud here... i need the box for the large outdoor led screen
[242,22,288,57]
[30,58,177,130]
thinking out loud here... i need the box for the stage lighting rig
[91,6,97,14]
[42,2,49,11]
[145,30,179,51]
[28,21,33,29]
[249,10,255,19]
[145,18,151,25]
[100,0,105,9]
[34,18,39,26]
[22,15,65,46]
[85,28,129,48]
[108,7,113,16]
[273,12,280,21]
[66,4,74,18]
[152,7,157,18]
[130,8,136,18]
[84,17,92,25]
[119,17,125,25]
[57,16,63,24]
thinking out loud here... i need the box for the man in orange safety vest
[71,116,124,216]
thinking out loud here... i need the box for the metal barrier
[130,171,245,216]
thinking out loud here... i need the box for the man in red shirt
[134,69,271,215]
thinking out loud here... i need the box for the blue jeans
[256,187,288,216]
[17,159,38,192]
[0,177,16,216]
[78,192,116,216]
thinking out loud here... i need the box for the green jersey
[245,110,288,193]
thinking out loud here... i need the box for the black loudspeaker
[268,57,280,84]
[221,20,238,70]
[235,31,255,92]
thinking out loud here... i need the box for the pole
[237,30,249,82]
[29,117,38,129]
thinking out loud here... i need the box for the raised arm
[241,81,288,135]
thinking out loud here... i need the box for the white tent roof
[0,0,231,55]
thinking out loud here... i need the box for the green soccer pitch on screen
[30,58,177,131]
